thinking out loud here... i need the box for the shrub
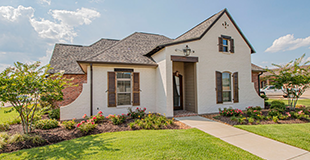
[130,113,174,129]
[8,116,21,125]
[272,116,279,123]
[92,111,105,123]
[268,109,282,117]
[127,107,146,119]
[230,116,237,121]
[247,117,255,124]
[0,132,9,150]
[8,133,24,144]
[25,134,45,144]
[256,120,260,124]
[237,117,246,124]
[0,123,9,132]
[270,100,286,112]
[35,119,59,130]
[265,115,272,120]
[77,120,96,134]
[246,106,263,120]
[219,107,243,117]
[48,108,60,120]
[279,114,288,120]
[107,114,126,125]
[62,119,76,130]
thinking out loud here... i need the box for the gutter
[258,72,264,94]
[90,63,93,116]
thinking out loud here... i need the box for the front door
[173,71,183,110]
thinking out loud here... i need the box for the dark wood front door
[173,71,183,110]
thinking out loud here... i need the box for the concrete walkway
[176,116,310,160]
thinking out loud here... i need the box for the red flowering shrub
[127,107,146,119]
[107,114,126,125]
[77,115,96,134]
[246,106,263,120]
[219,107,243,117]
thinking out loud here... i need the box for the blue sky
[0,0,309,71]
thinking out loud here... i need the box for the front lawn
[235,123,310,151]
[0,128,261,160]
[0,107,18,123]
[266,99,310,107]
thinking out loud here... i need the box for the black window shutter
[218,37,223,52]
[230,39,235,53]
[233,72,239,103]
[132,72,140,106]
[107,72,116,107]
[216,71,223,104]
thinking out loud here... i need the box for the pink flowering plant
[91,111,105,123]
[246,106,263,120]
[219,107,243,117]
[107,114,126,125]
[77,115,96,134]
[127,107,146,119]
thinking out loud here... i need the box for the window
[116,72,131,105]
[218,36,234,53]
[223,39,229,52]
[107,71,140,107]
[222,72,231,102]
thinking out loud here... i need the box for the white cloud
[31,7,100,43]
[0,5,34,22]
[50,8,100,26]
[39,0,51,5]
[261,61,268,64]
[265,34,310,53]
[30,18,76,43]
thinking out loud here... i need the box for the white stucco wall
[153,12,264,115]
[92,64,157,116]
[60,67,91,121]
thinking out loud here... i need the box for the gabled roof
[81,32,172,65]
[251,63,266,72]
[145,8,255,57]
[49,38,119,74]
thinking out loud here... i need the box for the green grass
[0,128,262,160]
[235,123,310,151]
[266,99,310,106]
[0,107,18,123]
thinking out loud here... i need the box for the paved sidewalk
[176,116,310,160]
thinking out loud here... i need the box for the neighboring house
[49,8,264,120]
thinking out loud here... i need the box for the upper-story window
[219,36,234,53]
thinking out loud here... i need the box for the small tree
[265,54,310,108]
[0,61,72,134]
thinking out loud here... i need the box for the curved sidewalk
[176,116,310,160]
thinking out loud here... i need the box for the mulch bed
[202,109,310,126]
[0,118,191,154]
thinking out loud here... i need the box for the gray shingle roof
[83,32,172,64]
[251,63,266,72]
[49,38,119,74]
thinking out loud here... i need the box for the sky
[0,0,309,72]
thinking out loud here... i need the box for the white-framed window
[222,72,231,102]
[116,72,131,106]
[222,38,229,52]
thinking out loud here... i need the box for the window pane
[117,93,131,105]
[222,72,231,91]
[223,91,231,102]
[223,46,228,52]
[117,81,131,92]
[117,72,131,79]
[223,39,228,45]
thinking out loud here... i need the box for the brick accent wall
[251,72,259,94]
[57,74,87,107]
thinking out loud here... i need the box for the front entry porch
[172,56,198,116]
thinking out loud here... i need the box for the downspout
[258,72,263,94]
[90,63,93,116]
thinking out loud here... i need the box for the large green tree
[0,61,72,134]
[265,54,310,108]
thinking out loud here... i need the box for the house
[49,9,264,120]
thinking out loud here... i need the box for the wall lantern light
[175,45,195,56]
